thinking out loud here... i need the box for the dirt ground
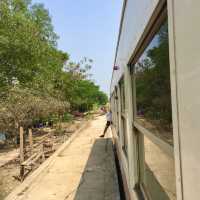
[5,115,120,200]
[0,117,88,200]
[0,161,19,200]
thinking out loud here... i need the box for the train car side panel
[168,1,200,199]
[111,0,160,92]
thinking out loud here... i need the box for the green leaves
[69,79,108,112]
[0,0,64,87]
[0,0,108,138]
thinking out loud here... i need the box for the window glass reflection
[134,19,177,199]
[144,135,176,200]
[135,21,173,145]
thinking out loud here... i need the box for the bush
[0,87,69,138]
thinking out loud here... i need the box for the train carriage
[110,0,200,199]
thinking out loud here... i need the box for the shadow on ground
[73,138,120,200]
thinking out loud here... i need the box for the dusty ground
[0,161,19,200]
[0,118,87,200]
[6,115,120,200]
[0,148,19,168]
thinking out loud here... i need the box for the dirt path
[6,115,120,200]
[0,148,19,168]
[0,119,85,200]
[0,161,19,200]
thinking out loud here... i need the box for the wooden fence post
[28,128,33,156]
[20,126,24,180]
[20,126,24,163]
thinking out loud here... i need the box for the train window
[121,116,128,153]
[120,78,125,113]
[111,93,115,126]
[135,20,173,145]
[143,135,176,200]
[132,18,177,199]
[114,87,120,135]
[119,78,128,155]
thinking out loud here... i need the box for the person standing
[100,111,112,137]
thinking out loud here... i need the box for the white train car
[110,0,200,199]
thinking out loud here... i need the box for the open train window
[131,14,177,200]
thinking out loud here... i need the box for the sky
[32,0,123,95]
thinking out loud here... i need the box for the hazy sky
[32,0,123,95]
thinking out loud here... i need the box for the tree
[0,0,68,90]
[0,0,108,140]
[67,79,108,112]
[0,87,69,137]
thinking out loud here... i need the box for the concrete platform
[6,116,120,200]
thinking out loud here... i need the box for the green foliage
[0,0,108,138]
[69,79,108,112]
[55,57,108,112]
[0,0,68,88]
[96,90,108,105]
[62,113,73,122]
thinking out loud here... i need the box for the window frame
[114,86,120,135]
[119,77,128,156]
[131,11,173,157]
[129,4,176,199]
